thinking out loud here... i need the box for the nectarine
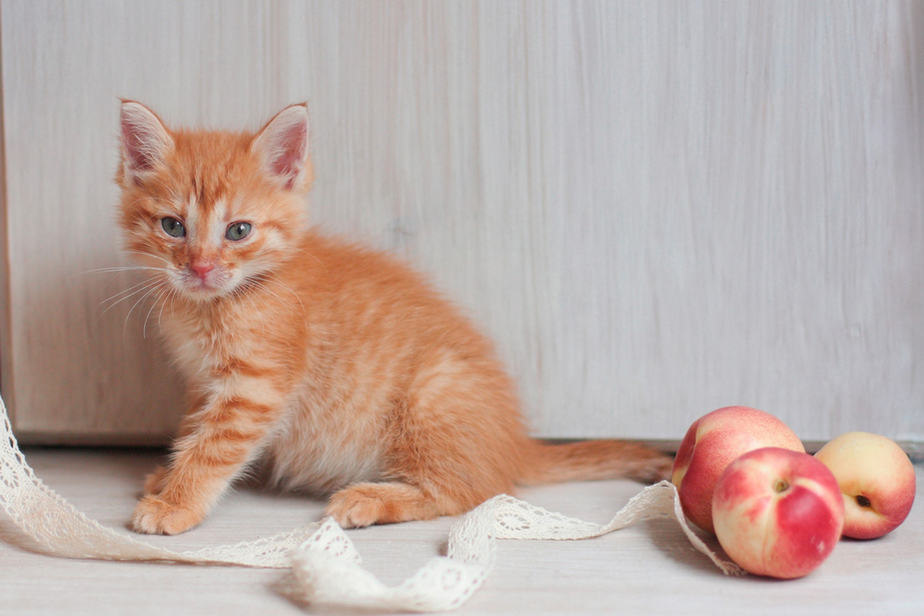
[815,432,916,539]
[672,406,805,533]
[712,447,844,579]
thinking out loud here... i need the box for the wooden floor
[1,448,922,615]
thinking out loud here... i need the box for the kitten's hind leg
[325,361,526,528]
[326,482,441,528]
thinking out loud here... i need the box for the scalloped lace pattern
[0,393,741,611]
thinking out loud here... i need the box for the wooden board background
[0,0,921,445]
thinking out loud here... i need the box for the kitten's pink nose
[190,259,216,279]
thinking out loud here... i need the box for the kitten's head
[117,101,313,301]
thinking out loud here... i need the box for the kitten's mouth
[190,280,219,292]
[179,274,229,298]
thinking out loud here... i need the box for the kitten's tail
[519,439,673,486]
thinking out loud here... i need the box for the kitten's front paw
[131,495,203,535]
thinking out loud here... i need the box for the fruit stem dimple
[855,494,872,508]
[773,479,790,493]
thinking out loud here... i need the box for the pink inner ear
[122,116,159,172]
[270,121,308,190]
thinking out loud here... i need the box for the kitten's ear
[119,101,173,184]
[251,104,311,192]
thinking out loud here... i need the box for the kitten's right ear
[251,104,311,192]
[119,100,173,184]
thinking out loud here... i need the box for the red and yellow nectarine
[815,431,916,540]
[712,447,845,579]
[671,406,805,533]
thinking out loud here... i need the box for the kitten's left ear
[119,100,173,185]
[251,103,312,192]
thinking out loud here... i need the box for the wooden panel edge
[16,430,174,447]
[0,2,15,426]
[15,435,923,463]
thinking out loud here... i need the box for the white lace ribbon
[0,394,319,566]
[284,485,743,612]
[0,392,741,611]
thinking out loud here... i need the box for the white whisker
[99,277,155,305]
[101,278,164,313]
[85,265,170,275]
[227,279,267,334]
[123,281,167,339]
[126,250,174,267]
[157,285,178,328]
[265,276,306,317]
[142,285,168,339]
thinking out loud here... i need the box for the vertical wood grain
[0,0,921,444]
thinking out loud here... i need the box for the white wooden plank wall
[0,0,921,444]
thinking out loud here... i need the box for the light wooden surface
[0,448,921,614]
[0,1,921,444]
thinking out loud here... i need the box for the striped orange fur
[117,101,672,534]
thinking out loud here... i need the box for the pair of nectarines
[670,406,916,579]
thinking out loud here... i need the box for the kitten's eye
[226,222,252,241]
[161,217,186,238]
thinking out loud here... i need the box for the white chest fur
[263,384,386,494]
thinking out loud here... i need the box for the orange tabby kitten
[117,101,671,535]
